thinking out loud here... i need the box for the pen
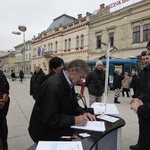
[60,136,78,139]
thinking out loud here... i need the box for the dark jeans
[0,117,8,150]
[122,88,130,97]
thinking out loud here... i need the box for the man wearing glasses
[28,59,96,143]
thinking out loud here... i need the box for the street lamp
[12,25,27,74]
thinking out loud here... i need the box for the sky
[0,0,142,51]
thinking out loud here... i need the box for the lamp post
[12,25,27,74]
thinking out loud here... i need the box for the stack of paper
[97,114,119,123]
[36,141,83,150]
[71,121,105,132]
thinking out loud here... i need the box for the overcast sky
[0,0,142,51]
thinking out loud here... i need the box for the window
[68,38,71,50]
[48,43,50,51]
[51,43,53,51]
[76,36,79,49]
[133,26,140,43]
[44,45,46,52]
[81,35,84,48]
[143,24,150,41]
[64,39,67,50]
[97,35,101,48]
[55,41,58,51]
[108,32,114,47]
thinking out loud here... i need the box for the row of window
[133,24,150,43]
[33,35,84,55]
[96,23,150,49]
[16,53,31,62]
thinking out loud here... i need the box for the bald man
[30,64,46,100]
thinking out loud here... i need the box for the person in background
[135,51,150,97]
[85,60,106,106]
[28,59,96,143]
[0,70,10,150]
[113,71,124,104]
[19,70,24,83]
[44,56,64,80]
[30,64,46,100]
[10,70,16,81]
[130,71,139,98]
[121,72,131,97]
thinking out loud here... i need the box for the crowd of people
[0,41,150,150]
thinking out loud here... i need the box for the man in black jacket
[44,56,64,80]
[86,60,106,106]
[28,59,95,143]
[130,41,150,150]
[30,64,46,100]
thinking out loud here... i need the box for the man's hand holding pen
[130,98,143,113]
[75,113,96,126]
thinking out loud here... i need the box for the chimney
[100,4,105,9]
[78,14,82,19]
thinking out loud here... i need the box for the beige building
[0,52,15,72]
[14,40,32,74]
[89,0,150,59]
[30,0,150,74]
[31,14,91,74]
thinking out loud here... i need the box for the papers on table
[90,102,119,115]
[36,141,83,150]
[71,121,105,132]
[97,114,119,123]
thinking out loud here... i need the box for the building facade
[0,52,15,72]
[13,0,150,74]
[31,14,91,74]
[14,40,32,74]
[89,0,150,59]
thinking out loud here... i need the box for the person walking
[85,60,106,106]
[113,71,124,103]
[30,64,46,100]
[19,70,24,83]
[121,72,131,97]
[10,70,16,81]
[0,70,10,150]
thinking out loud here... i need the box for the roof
[47,14,78,30]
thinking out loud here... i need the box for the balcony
[43,51,53,57]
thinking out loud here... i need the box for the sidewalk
[6,78,138,150]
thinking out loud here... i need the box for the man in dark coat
[30,64,46,100]
[130,41,150,150]
[28,59,95,143]
[19,70,24,83]
[44,56,64,81]
[86,60,106,106]
[0,70,10,150]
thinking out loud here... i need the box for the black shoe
[114,101,120,104]
[130,144,143,150]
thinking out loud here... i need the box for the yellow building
[0,52,15,72]
[31,0,150,74]
[31,14,91,74]
[89,0,150,59]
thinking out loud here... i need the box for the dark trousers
[122,88,130,97]
[0,117,8,150]
[138,120,150,150]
